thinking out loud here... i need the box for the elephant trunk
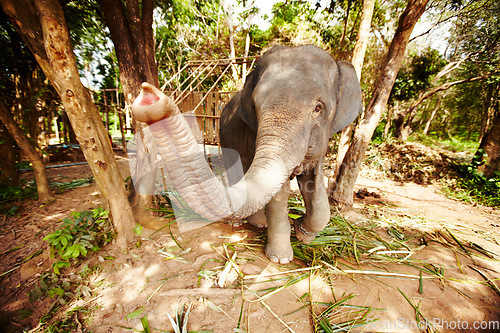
[131,83,297,222]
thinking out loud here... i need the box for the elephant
[131,45,362,264]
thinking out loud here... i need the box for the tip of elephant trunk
[132,82,179,124]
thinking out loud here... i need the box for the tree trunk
[383,102,396,138]
[2,0,137,246]
[422,94,442,135]
[34,0,136,245]
[330,0,429,210]
[475,111,500,179]
[350,0,375,75]
[339,0,351,51]
[0,99,54,202]
[479,83,499,140]
[99,0,158,222]
[242,30,250,82]
[332,0,375,184]
[0,121,20,186]
[224,0,239,83]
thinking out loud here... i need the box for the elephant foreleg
[265,180,293,264]
[295,162,330,244]
[247,209,267,228]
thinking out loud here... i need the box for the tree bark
[330,0,429,210]
[350,0,375,76]
[332,0,375,184]
[0,99,54,202]
[2,0,136,246]
[479,83,499,140]
[475,112,500,179]
[0,122,19,186]
[98,0,158,222]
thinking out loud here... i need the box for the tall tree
[1,0,135,246]
[330,0,429,209]
[332,0,375,182]
[98,0,159,223]
[0,99,53,202]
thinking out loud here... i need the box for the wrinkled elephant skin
[132,45,362,264]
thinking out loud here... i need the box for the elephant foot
[265,243,293,264]
[294,220,318,244]
[246,210,267,228]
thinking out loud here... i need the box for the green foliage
[43,207,114,274]
[436,0,500,139]
[448,161,500,207]
[391,48,446,103]
[0,179,38,204]
[29,264,94,306]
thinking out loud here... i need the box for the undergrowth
[0,177,94,214]
[445,163,500,207]
[43,207,114,274]
[363,139,499,207]
[27,207,113,332]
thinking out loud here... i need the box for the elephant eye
[314,103,323,113]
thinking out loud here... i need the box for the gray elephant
[131,45,362,264]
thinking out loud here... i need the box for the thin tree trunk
[383,102,395,138]
[331,0,430,210]
[242,30,250,82]
[224,0,239,83]
[1,0,137,246]
[0,99,54,203]
[339,0,351,50]
[422,94,442,135]
[118,110,127,153]
[332,0,375,185]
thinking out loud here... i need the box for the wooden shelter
[99,56,258,147]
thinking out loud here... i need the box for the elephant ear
[330,61,363,135]
[238,69,258,132]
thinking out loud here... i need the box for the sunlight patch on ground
[43,212,66,222]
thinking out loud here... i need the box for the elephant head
[131,45,362,224]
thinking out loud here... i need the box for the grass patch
[409,133,479,154]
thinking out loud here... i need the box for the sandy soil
[0,152,499,333]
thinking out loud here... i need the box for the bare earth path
[0,153,499,332]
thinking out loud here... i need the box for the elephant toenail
[280,258,290,264]
[269,256,279,263]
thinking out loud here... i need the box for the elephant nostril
[141,92,159,106]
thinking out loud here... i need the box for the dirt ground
[0,149,499,333]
